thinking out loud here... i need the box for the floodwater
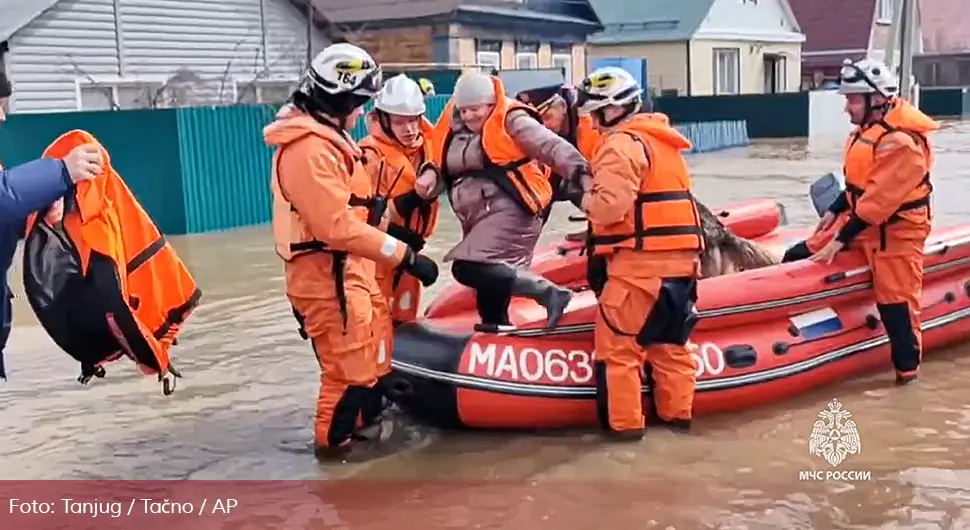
[3,120,970,529]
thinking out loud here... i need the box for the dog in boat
[694,199,781,278]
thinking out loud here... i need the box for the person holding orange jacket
[570,67,704,440]
[264,44,439,459]
[782,58,938,386]
[358,73,440,427]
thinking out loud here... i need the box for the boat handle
[568,215,587,222]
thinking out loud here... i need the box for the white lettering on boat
[688,341,726,377]
[466,342,594,384]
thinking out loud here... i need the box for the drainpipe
[899,0,916,102]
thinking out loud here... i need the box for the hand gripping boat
[384,177,970,429]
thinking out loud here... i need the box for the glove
[401,247,439,287]
[561,170,592,210]
[587,255,608,297]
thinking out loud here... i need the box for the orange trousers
[286,255,383,450]
[593,251,699,433]
[803,227,926,378]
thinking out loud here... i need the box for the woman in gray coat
[416,72,590,328]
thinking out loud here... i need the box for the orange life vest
[842,99,933,241]
[574,114,603,161]
[23,130,201,395]
[435,76,553,216]
[587,114,704,256]
[270,117,384,331]
[359,117,440,249]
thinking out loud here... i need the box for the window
[878,0,893,22]
[551,43,572,81]
[476,51,500,73]
[476,39,502,74]
[516,40,539,70]
[713,48,740,95]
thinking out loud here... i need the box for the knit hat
[453,72,496,108]
[0,72,11,98]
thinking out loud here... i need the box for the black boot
[510,271,572,327]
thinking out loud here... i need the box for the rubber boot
[509,271,572,327]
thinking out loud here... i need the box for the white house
[0,0,334,113]
[587,0,806,96]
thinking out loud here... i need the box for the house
[585,0,804,97]
[914,0,970,87]
[314,0,601,86]
[0,0,336,113]
[789,0,924,90]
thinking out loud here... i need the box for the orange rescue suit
[584,113,703,436]
[360,115,440,326]
[805,98,938,380]
[22,129,201,395]
[435,76,554,215]
[265,108,409,451]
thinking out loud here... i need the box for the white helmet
[296,43,381,117]
[838,58,897,97]
[374,74,426,116]
[576,67,642,115]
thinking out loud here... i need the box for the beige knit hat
[453,72,497,108]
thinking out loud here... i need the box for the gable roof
[920,0,970,53]
[788,0,875,55]
[587,0,714,44]
[0,0,62,42]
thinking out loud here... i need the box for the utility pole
[898,0,916,101]
[305,0,313,70]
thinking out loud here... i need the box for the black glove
[561,170,591,210]
[401,247,439,287]
[587,255,608,297]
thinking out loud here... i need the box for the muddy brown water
[2,121,970,529]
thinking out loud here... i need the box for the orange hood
[262,104,360,157]
[620,112,692,151]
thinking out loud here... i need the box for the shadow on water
[3,122,970,527]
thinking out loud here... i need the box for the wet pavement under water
[3,121,970,528]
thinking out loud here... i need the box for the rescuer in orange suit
[263,43,439,459]
[515,83,603,216]
[781,58,938,386]
[569,67,704,440]
[358,73,441,427]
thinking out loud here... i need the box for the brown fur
[695,200,781,278]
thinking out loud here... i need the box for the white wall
[6,0,328,113]
[808,89,852,137]
[696,0,803,42]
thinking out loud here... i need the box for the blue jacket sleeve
[0,158,73,226]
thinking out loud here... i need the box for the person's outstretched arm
[0,158,72,225]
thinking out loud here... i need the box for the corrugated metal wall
[6,0,120,113]
[0,108,187,233]
[175,105,277,233]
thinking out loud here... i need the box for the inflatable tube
[388,220,970,429]
[425,198,788,319]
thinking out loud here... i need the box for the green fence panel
[175,105,278,233]
[0,109,187,234]
[655,93,809,139]
[919,87,970,118]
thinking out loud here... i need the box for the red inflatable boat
[385,198,970,429]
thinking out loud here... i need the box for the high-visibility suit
[583,113,704,436]
[784,98,938,381]
[358,114,440,420]
[264,107,411,451]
